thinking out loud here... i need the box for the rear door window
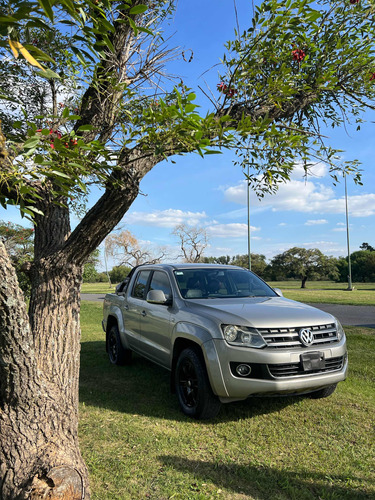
[132,270,151,300]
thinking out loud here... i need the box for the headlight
[222,325,267,348]
[335,320,345,342]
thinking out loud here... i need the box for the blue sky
[2,0,375,267]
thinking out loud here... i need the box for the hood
[185,296,336,329]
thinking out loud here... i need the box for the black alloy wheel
[175,347,221,420]
[107,324,132,366]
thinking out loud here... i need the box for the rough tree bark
[0,238,85,499]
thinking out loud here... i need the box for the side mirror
[146,289,171,305]
[273,288,283,297]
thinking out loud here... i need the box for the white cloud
[224,178,375,217]
[125,209,208,228]
[207,223,260,238]
[305,219,328,226]
[301,240,346,255]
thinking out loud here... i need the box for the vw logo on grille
[299,328,314,346]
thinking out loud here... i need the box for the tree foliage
[82,249,100,282]
[337,250,375,282]
[217,0,375,193]
[0,219,34,294]
[269,247,339,287]
[360,242,375,251]
[1,0,375,214]
[202,253,267,277]
[109,264,132,283]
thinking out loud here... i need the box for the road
[81,294,375,329]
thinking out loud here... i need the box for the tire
[309,383,337,399]
[175,347,221,420]
[107,324,132,366]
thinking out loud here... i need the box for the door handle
[141,310,147,317]
[124,304,129,310]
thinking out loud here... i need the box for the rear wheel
[175,347,221,420]
[107,324,132,366]
[310,383,337,399]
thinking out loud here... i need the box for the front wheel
[107,324,132,366]
[175,347,221,420]
[309,383,337,399]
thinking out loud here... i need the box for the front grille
[268,355,345,378]
[259,323,338,348]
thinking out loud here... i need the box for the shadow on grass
[159,455,373,499]
[80,340,303,423]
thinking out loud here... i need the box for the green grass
[81,282,116,294]
[268,281,375,306]
[79,302,375,500]
[81,281,375,306]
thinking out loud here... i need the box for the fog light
[236,364,251,377]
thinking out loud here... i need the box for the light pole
[247,164,251,271]
[344,174,353,291]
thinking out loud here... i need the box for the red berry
[292,49,305,62]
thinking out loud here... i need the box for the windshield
[173,268,277,299]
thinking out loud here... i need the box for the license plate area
[300,352,325,371]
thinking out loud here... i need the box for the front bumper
[205,337,348,402]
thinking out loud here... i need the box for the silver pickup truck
[102,263,348,419]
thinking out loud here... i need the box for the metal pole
[247,165,251,271]
[104,238,112,288]
[345,174,353,291]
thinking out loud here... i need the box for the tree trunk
[0,155,153,498]
[301,276,307,288]
[0,232,88,497]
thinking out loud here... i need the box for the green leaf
[77,125,94,131]
[0,16,19,24]
[24,205,44,216]
[129,5,148,15]
[50,170,71,179]
[62,106,70,119]
[138,26,153,36]
[128,17,138,35]
[96,17,115,33]
[72,46,89,66]
[34,154,44,163]
[35,67,61,79]
[37,0,54,22]
[185,103,196,113]
[23,137,40,149]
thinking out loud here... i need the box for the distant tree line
[203,245,375,288]
[2,220,374,289]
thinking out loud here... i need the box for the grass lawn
[79,302,375,500]
[81,280,375,306]
[269,281,375,306]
